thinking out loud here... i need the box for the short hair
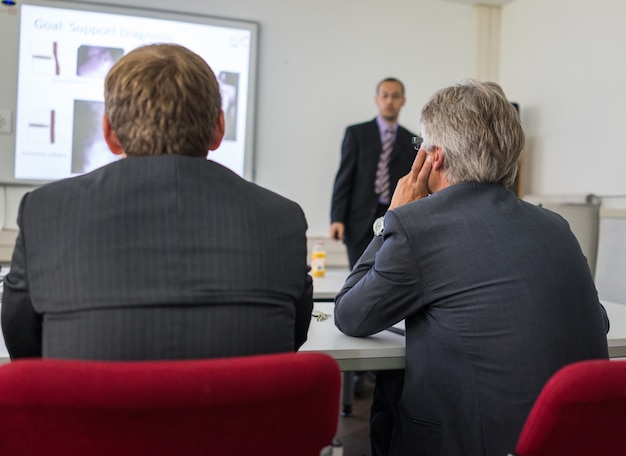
[104,44,222,157]
[420,79,524,188]
[376,78,405,96]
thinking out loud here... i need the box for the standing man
[2,44,313,361]
[334,80,609,455]
[329,77,418,417]
[330,78,418,268]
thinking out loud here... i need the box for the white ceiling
[439,0,517,6]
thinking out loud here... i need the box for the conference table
[311,267,351,302]
[1,261,626,365]
[300,301,406,371]
[605,300,626,358]
[300,300,626,367]
[308,268,626,360]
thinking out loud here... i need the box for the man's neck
[381,118,398,127]
[377,115,398,130]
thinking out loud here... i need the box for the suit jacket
[331,118,417,247]
[334,183,609,456]
[1,155,313,361]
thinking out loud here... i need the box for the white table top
[0,267,6,360]
[299,301,626,371]
[311,268,350,301]
[604,301,626,357]
[300,302,406,371]
[1,297,624,366]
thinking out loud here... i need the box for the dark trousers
[371,369,406,456]
[345,203,388,268]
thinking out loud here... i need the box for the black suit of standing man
[330,78,418,417]
[330,78,418,268]
[1,44,313,361]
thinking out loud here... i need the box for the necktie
[375,128,393,204]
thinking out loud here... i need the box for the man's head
[103,44,224,158]
[375,78,406,124]
[420,79,524,188]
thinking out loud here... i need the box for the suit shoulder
[206,162,306,217]
[244,182,309,229]
[248,181,305,213]
[398,124,418,138]
[346,119,378,132]
[27,165,108,200]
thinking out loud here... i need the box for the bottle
[311,241,327,278]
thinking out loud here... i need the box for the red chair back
[514,359,626,456]
[0,352,341,456]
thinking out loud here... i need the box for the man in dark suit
[1,44,313,360]
[334,80,610,455]
[329,78,418,417]
[330,78,418,268]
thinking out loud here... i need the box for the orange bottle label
[311,251,326,277]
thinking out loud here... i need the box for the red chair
[512,359,626,456]
[0,352,341,456]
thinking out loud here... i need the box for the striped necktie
[375,128,393,204]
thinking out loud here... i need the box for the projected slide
[12,3,255,182]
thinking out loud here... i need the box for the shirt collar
[376,116,398,135]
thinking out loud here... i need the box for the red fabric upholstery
[514,359,626,456]
[0,352,341,455]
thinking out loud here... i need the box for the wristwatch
[373,216,385,236]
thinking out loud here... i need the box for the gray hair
[420,79,524,187]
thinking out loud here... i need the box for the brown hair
[376,77,405,95]
[104,44,222,157]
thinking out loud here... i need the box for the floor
[333,374,375,456]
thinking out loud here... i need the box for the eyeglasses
[412,136,423,151]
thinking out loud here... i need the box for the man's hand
[388,148,432,211]
[330,222,345,241]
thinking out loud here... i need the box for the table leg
[341,371,355,416]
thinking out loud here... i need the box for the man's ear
[102,115,125,156]
[208,110,225,151]
[430,147,445,170]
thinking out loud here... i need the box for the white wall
[5,0,625,255]
[500,0,626,197]
[165,0,475,236]
[1,0,475,246]
[4,0,624,265]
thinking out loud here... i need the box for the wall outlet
[0,109,12,134]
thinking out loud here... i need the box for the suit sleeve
[334,210,425,336]
[294,272,313,349]
[599,302,610,333]
[1,193,43,358]
[330,127,358,224]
